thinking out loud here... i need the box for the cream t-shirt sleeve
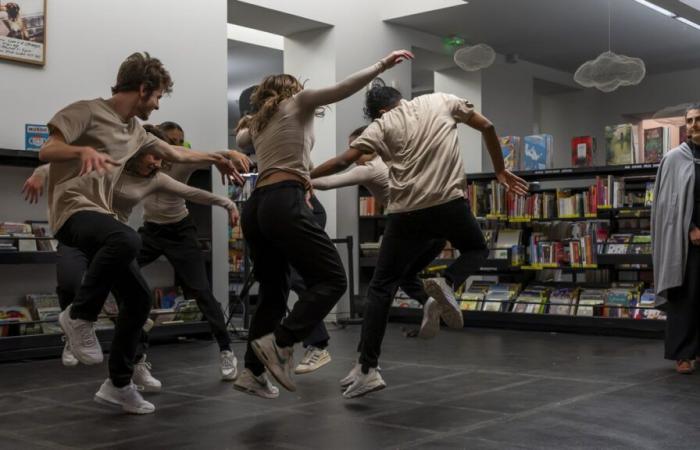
[156,173,236,210]
[442,93,475,124]
[32,163,50,181]
[47,100,92,143]
[312,165,374,190]
[350,121,389,159]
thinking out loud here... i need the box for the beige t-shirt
[113,171,235,224]
[142,150,211,224]
[350,92,474,214]
[46,98,159,232]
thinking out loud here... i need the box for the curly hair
[242,74,304,135]
[363,86,402,121]
[111,52,173,96]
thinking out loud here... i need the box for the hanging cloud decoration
[454,44,496,72]
[574,51,646,92]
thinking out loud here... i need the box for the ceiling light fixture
[676,16,700,30]
[632,0,676,17]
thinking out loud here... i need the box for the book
[25,124,49,151]
[500,136,522,171]
[173,299,202,322]
[28,221,58,252]
[549,288,578,315]
[523,134,553,170]
[0,306,33,337]
[605,124,636,165]
[154,286,183,309]
[460,291,484,311]
[571,136,595,167]
[36,306,62,334]
[643,127,666,163]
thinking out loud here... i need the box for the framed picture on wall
[0,0,46,66]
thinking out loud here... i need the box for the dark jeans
[359,198,488,371]
[289,194,330,349]
[665,245,700,360]
[55,211,152,387]
[241,181,347,375]
[137,215,231,353]
[55,243,89,311]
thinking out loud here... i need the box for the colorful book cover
[500,136,521,171]
[25,124,49,151]
[643,127,664,163]
[523,134,553,170]
[571,136,595,167]
[605,124,635,165]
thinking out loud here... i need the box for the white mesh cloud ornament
[454,44,496,72]
[574,51,646,92]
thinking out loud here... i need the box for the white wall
[0,0,229,306]
[434,68,483,172]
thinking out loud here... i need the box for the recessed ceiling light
[633,0,677,17]
[676,16,700,30]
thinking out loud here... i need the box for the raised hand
[495,170,529,197]
[380,49,415,71]
[214,155,245,186]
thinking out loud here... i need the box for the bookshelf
[0,151,216,361]
[357,164,665,338]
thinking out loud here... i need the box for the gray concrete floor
[0,323,695,449]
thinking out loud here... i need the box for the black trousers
[55,211,152,387]
[665,244,700,360]
[359,198,488,371]
[289,194,331,349]
[241,181,347,375]
[137,215,231,352]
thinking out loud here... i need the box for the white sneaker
[94,379,155,414]
[220,350,238,381]
[61,336,79,367]
[133,355,162,393]
[342,368,386,399]
[234,368,280,399]
[418,297,441,339]
[295,347,331,374]
[58,305,103,365]
[340,362,362,389]
[251,333,296,392]
[424,278,464,329]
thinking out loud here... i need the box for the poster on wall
[0,0,46,66]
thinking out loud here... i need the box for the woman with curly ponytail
[232,50,413,398]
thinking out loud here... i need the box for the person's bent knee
[108,229,142,260]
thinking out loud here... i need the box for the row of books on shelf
[499,119,686,171]
[359,196,383,216]
[228,174,258,202]
[392,281,664,320]
[0,288,203,337]
[0,221,57,252]
[468,178,654,219]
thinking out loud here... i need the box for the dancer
[38,52,239,414]
[311,86,528,398]
[138,122,250,382]
[233,49,413,398]
[23,125,241,390]
[652,103,700,374]
[312,126,447,341]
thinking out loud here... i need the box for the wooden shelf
[466,163,659,182]
[0,148,42,167]
[389,307,664,339]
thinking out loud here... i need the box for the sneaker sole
[62,358,79,367]
[135,384,162,393]
[58,312,103,366]
[294,355,331,374]
[251,339,297,392]
[424,280,464,329]
[94,393,155,415]
[342,381,387,399]
[418,301,441,340]
[233,383,279,399]
[221,369,238,381]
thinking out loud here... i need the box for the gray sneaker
[234,368,280,399]
[342,368,386,399]
[418,297,441,339]
[61,336,79,367]
[94,379,155,414]
[340,363,362,389]
[424,278,464,329]
[220,350,238,381]
[58,305,103,365]
[251,333,296,392]
[295,347,331,374]
[132,355,162,393]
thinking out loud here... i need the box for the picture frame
[0,0,46,66]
